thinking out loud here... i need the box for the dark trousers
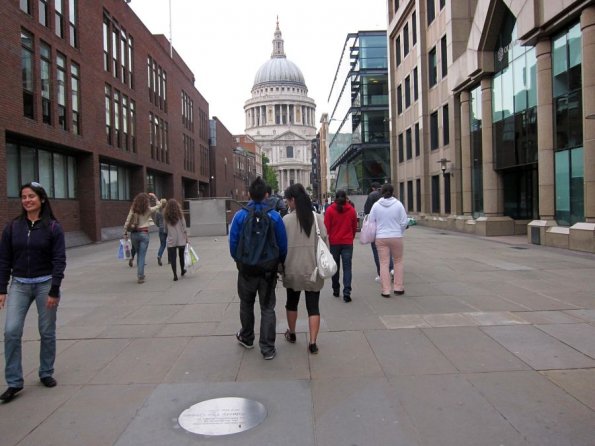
[167,246,185,278]
[237,273,277,355]
[330,244,353,297]
[371,241,393,275]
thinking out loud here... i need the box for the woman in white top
[369,184,408,297]
[163,199,188,281]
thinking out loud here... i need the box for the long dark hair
[19,182,57,225]
[284,183,314,237]
[163,199,183,226]
[131,193,150,215]
[334,190,347,213]
[381,183,394,199]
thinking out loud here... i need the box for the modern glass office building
[327,31,390,196]
[388,0,594,252]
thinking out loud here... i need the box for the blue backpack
[236,205,280,275]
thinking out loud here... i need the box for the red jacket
[324,202,358,245]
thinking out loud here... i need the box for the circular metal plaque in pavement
[178,397,267,436]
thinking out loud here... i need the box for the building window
[105,84,112,144]
[431,175,440,213]
[286,146,294,158]
[54,0,64,38]
[71,62,80,134]
[39,0,49,27]
[405,75,411,108]
[398,133,404,163]
[553,23,583,226]
[440,0,446,9]
[395,36,401,66]
[104,12,134,88]
[114,90,120,147]
[412,11,417,46]
[416,178,421,212]
[413,66,418,100]
[407,180,413,212]
[444,173,451,214]
[6,142,77,199]
[406,128,412,160]
[100,162,130,200]
[399,182,405,202]
[430,111,439,150]
[103,15,110,71]
[415,122,420,157]
[21,29,34,119]
[397,85,403,114]
[427,0,435,25]
[40,41,52,125]
[428,47,437,87]
[403,24,409,57]
[442,104,449,146]
[20,0,31,14]
[129,100,136,152]
[56,52,67,130]
[69,0,77,47]
[394,0,399,11]
[441,35,448,77]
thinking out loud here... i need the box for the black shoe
[181,269,187,277]
[157,256,162,266]
[128,259,134,268]
[236,331,254,349]
[284,329,296,343]
[333,290,340,297]
[308,343,318,354]
[0,387,23,402]
[40,376,57,387]
[263,349,276,360]
[394,290,405,295]
[173,275,178,281]
[343,295,352,302]
[381,293,391,298]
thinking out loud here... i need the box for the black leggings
[285,288,320,316]
[167,246,185,277]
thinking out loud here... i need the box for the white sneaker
[375,276,380,282]
[390,269,394,276]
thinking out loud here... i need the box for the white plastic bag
[310,212,337,280]
[184,243,199,271]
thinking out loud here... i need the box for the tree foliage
[262,153,279,192]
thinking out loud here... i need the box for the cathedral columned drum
[244,20,317,194]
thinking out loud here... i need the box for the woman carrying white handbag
[281,184,331,355]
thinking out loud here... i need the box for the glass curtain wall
[470,85,483,217]
[553,23,584,226]
[491,10,538,219]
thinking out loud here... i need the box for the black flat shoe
[40,377,57,387]
[394,290,405,295]
[0,387,23,402]
[343,295,352,302]
[308,343,318,354]
[157,257,163,266]
[284,329,296,343]
[381,293,391,298]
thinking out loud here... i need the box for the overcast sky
[130,0,387,134]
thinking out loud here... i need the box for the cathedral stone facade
[244,21,316,193]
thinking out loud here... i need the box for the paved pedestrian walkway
[1,226,594,445]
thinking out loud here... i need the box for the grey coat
[282,212,328,292]
[166,218,187,248]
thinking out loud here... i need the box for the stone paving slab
[535,323,595,358]
[541,369,595,411]
[481,325,595,370]
[113,381,314,446]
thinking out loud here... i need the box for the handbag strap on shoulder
[312,211,321,236]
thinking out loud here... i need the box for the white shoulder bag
[310,212,337,280]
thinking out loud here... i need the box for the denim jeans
[4,279,56,387]
[157,230,167,259]
[371,241,393,275]
[330,244,353,297]
[130,231,150,278]
[237,273,277,356]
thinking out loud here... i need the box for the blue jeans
[330,244,353,297]
[4,280,56,387]
[130,231,150,278]
[157,230,167,259]
[371,241,393,275]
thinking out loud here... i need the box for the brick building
[208,117,236,198]
[0,0,210,245]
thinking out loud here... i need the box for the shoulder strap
[312,211,320,236]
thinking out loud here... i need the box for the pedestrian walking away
[369,183,408,297]
[282,184,329,354]
[229,177,288,360]
[363,182,393,281]
[0,182,66,403]
[154,199,168,266]
[324,190,357,302]
[163,199,188,281]
[123,192,162,284]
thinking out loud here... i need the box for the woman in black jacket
[0,182,66,403]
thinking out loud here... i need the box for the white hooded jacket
[369,197,408,238]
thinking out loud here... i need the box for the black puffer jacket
[0,218,66,297]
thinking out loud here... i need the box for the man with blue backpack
[229,177,288,360]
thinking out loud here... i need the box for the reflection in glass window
[100,162,130,200]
